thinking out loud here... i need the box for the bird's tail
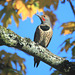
[34,57,40,67]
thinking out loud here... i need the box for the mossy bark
[0,26,75,75]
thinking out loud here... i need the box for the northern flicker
[34,14,53,67]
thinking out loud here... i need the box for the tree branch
[68,0,75,15]
[0,26,75,75]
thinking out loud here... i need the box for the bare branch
[0,26,75,75]
[68,0,75,15]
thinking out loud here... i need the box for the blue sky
[0,0,75,75]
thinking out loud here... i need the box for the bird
[34,14,53,67]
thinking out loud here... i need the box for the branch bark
[0,26,75,75]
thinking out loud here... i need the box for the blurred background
[0,0,75,75]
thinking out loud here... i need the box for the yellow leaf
[21,6,29,20]
[15,1,43,22]
[61,22,75,35]
[27,4,37,18]
[15,0,29,20]
[38,8,43,12]
[31,18,33,23]
[21,63,26,71]
[6,0,12,2]
[15,0,23,9]
[73,43,75,46]
[64,30,72,35]
[27,4,43,20]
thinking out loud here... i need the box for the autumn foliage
[0,0,75,75]
[0,0,58,27]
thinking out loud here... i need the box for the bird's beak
[35,14,43,24]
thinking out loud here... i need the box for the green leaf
[51,70,63,75]
[0,50,26,75]
[1,6,13,27]
[72,46,75,59]
[0,6,7,19]
[59,38,74,52]
[12,11,21,27]
[2,13,11,27]
[65,44,71,52]
[35,0,59,9]
[0,1,6,6]
[34,2,39,7]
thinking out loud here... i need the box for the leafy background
[0,0,75,75]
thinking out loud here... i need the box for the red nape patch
[42,17,45,21]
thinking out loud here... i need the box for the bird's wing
[34,26,41,43]
[34,26,41,67]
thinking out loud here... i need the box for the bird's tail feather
[34,57,40,67]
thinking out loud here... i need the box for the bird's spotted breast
[38,25,53,47]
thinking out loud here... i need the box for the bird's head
[35,14,51,26]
